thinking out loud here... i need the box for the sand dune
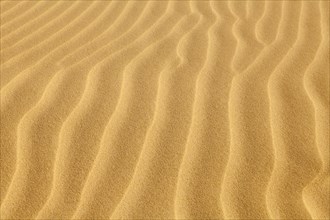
[0,1,329,219]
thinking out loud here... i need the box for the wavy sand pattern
[0,1,329,219]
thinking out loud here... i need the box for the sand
[0,0,329,219]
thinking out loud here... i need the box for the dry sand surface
[0,0,329,219]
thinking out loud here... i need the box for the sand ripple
[0,1,328,219]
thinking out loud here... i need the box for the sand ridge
[0,0,329,219]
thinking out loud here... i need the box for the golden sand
[0,1,329,219]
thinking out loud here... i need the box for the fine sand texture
[0,1,329,219]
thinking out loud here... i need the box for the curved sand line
[111,3,215,219]
[0,1,95,87]
[0,1,20,14]
[221,1,302,219]
[71,8,198,219]
[302,2,330,219]
[59,1,168,67]
[62,3,181,219]
[35,1,184,218]
[267,2,323,219]
[1,1,59,38]
[0,1,99,68]
[1,1,39,26]
[0,4,162,203]
[3,3,127,216]
[1,1,328,219]
[36,4,180,220]
[0,1,129,207]
[255,1,282,45]
[174,2,236,219]
[1,1,73,50]
[1,0,127,210]
[229,1,264,73]
[0,2,146,218]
